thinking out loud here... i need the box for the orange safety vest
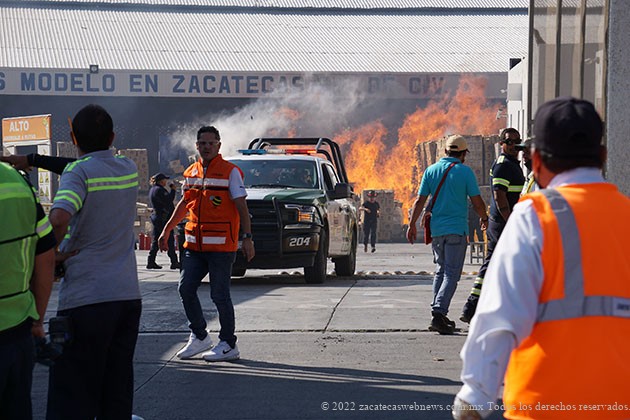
[182,155,243,252]
[503,184,630,419]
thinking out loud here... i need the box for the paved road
[32,243,503,420]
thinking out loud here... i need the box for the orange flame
[335,75,503,221]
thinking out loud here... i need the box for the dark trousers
[47,300,141,420]
[476,218,506,280]
[148,216,178,264]
[0,322,34,420]
[363,220,378,248]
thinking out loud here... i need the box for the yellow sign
[2,114,51,142]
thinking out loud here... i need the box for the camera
[34,336,63,367]
[34,316,73,367]
[49,316,73,345]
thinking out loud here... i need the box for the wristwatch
[242,233,253,240]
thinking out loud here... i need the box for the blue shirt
[418,157,481,237]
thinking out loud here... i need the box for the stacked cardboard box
[118,149,149,192]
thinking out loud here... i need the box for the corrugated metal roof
[0,4,528,73]
[14,0,529,9]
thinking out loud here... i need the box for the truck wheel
[231,268,247,277]
[304,229,328,284]
[334,231,356,276]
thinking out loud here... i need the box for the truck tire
[304,229,328,284]
[334,230,356,276]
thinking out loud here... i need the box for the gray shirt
[52,150,141,310]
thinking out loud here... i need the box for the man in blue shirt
[407,135,489,334]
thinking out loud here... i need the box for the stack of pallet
[117,148,149,192]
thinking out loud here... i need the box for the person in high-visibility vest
[452,97,630,419]
[0,162,55,418]
[159,125,255,362]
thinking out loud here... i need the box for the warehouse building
[1,0,529,183]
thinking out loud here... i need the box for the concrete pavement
[32,243,503,420]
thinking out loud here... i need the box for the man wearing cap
[147,172,179,269]
[359,190,380,253]
[460,128,525,324]
[407,135,489,335]
[453,97,630,419]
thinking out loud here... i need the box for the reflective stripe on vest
[536,188,630,322]
[185,177,230,189]
[184,234,227,245]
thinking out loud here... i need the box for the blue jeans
[178,249,237,347]
[430,234,468,315]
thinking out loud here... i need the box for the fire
[335,75,503,221]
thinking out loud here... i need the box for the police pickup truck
[227,138,358,283]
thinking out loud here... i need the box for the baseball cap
[152,173,169,182]
[367,190,377,197]
[445,135,468,152]
[532,97,603,159]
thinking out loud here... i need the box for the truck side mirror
[331,183,352,199]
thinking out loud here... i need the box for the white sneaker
[176,332,213,359]
[202,341,240,362]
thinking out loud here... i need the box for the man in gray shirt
[48,104,141,419]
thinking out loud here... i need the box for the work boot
[429,312,455,335]
[146,259,162,269]
[460,297,478,324]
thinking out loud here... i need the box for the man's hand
[480,218,488,231]
[1,154,30,170]
[158,230,171,251]
[406,223,417,244]
[241,238,255,262]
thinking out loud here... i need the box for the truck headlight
[284,204,316,224]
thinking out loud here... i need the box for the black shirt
[362,201,380,224]
[149,184,176,221]
[489,153,525,220]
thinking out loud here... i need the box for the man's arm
[494,189,511,222]
[0,154,75,175]
[406,194,428,244]
[30,248,55,338]
[159,198,188,251]
[469,195,489,231]
[49,208,73,245]
[234,197,255,262]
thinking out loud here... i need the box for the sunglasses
[502,139,520,145]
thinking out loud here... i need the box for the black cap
[152,173,169,182]
[367,190,377,197]
[532,97,603,159]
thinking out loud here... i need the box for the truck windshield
[230,159,318,189]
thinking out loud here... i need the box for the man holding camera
[48,104,142,419]
[460,128,525,324]
[0,162,56,419]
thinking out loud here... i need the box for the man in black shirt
[460,128,525,323]
[360,190,380,253]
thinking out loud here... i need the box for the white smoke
[166,76,368,160]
